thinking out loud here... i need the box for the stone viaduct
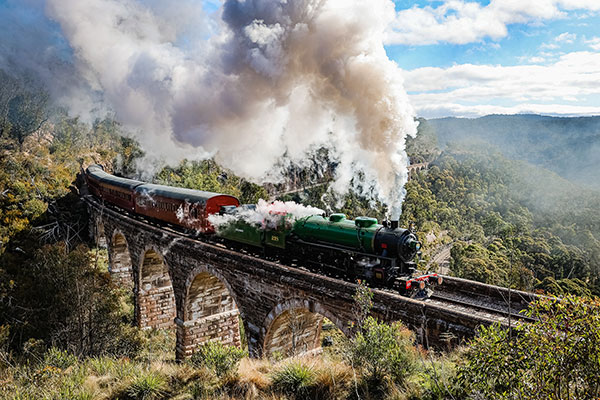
[86,195,491,361]
[408,162,430,180]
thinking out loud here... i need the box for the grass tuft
[271,360,317,399]
[122,370,168,400]
[189,341,247,379]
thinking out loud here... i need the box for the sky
[386,0,600,118]
[2,0,600,120]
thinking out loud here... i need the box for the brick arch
[176,267,242,359]
[94,216,107,248]
[138,246,176,330]
[108,230,133,288]
[262,299,350,358]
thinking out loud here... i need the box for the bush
[189,341,247,378]
[404,353,460,400]
[124,371,168,400]
[346,316,417,395]
[1,243,142,358]
[271,360,317,399]
[457,295,600,400]
[43,347,78,370]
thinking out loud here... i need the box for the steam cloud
[208,199,324,231]
[1,0,417,218]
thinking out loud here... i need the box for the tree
[0,71,49,148]
[0,243,141,357]
[457,295,600,400]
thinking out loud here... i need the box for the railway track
[427,292,537,324]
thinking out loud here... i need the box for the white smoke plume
[3,0,418,218]
[208,199,324,231]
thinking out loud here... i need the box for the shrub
[345,316,417,394]
[189,341,247,378]
[457,295,600,400]
[124,371,168,400]
[44,347,78,370]
[271,360,317,399]
[404,353,460,400]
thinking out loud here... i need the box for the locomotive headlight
[407,239,421,251]
[438,275,443,285]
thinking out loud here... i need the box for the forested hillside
[400,118,600,296]
[429,115,600,190]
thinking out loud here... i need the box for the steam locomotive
[85,164,440,295]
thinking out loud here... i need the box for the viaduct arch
[108,230,134,289]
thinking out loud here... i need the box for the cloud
[555,32,577,43]
[540,42,560,50]
[403,51,600,117]
[585,37,600,50]
[540,31,577,50]
[528,56,546,63]
[415,102,600,118]
[386,0,599,45]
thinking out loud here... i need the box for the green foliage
[0,242,142,358]
[189,341,247,378]
[155,159,268,204]
[0,75,145,357]
[406,118,439,163]
[346,317,417,388]
[457,295,600,400]
[399,150,600,295]
[0,74,144,255]
[429,115,600,190]
[271,360,317,398]
[408,355,460,400]
[124,371,168,400]
[43,347,78,370]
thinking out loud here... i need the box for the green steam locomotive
[216,208,440,295]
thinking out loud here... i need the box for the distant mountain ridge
[428,114,600,190]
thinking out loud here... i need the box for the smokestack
[391,220,399,230]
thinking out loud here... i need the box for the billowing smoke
[208,199,324,231]
[2,0,417,218]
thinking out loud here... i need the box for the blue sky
[382,0,600,117]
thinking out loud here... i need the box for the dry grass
[236,357,272,391]
[312,358,354,400]
[0,336,460,400]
